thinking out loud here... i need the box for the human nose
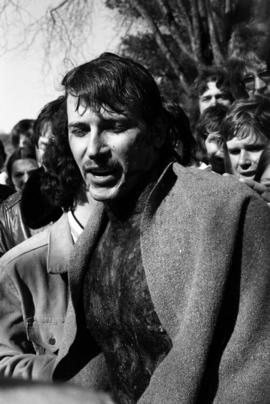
[19,138,25,148]
[239,150,251,167]
[254,76,267,93]
[23,172,30,184]
[86,129,109,159]
[209,97,217,107]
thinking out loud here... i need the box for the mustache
[83,161,119,173]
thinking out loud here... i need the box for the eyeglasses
[242,70,270,90]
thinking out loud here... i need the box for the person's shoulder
[0,227,50,277]
[0,191,22,211]
[0,184,14,202]
[173,163,255,198]
[168,163,265,217]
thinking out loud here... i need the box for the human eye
[201,96,211,102]
[207,132,221,143]
[69,125,87,137]
[242,74,255,88]
[247,144,265,152]
[228,148,240,155]
[218,93,229,100]
[105,118,133,133]
[112,122,130,133]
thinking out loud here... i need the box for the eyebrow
[68,122,89,129]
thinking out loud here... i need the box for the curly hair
[41,97,83,211]
[221,96,270,143]
[193,67,234,101]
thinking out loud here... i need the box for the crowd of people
[0,48,269,404]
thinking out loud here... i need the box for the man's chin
[88,184,121,202]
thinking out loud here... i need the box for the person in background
[194,68,234,115]
[0,183,13,204]
[221,96,270,203]
[10,119,36,158]
[0,53,269,403]
[0,99,63,256]
[194,104,228,174]
[163,101,197,167]
[6,149,38,192]
[227,23,270,100]
[0,140,14,202]
[0,139,7,176]
[228,52,270,99]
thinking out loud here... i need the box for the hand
[239,177,270,204]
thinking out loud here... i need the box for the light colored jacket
[0,162,270,403]
[0,213,73,379]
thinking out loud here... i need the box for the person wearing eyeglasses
[242,64,270,98]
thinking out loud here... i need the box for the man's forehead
[67,95,126,120]
[13,159,37,169]
[200,81,222,96]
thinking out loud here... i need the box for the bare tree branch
[50,0,71,22]
[156,0,199,65]
[130,0,190,93]
[190,0,203,64]
[173,0,196,58]
[206,0,225,65]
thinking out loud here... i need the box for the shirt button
[49,337,56,345]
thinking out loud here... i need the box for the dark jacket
[0,192,29,255]
[0,184,14,203]
[0,162,270,403]
[0,168,62,256]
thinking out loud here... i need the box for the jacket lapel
[140,161,178,336]
[55,200,106,367]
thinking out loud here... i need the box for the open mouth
[239,171,256,178]
[86,167,120,185]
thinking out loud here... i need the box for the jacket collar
[68,200,106,305]
[141,158,176,222]
[67,159,177,296]
[47,213,74,274]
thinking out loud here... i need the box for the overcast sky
[0,1,126,133]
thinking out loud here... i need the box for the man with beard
[0,53,270,404]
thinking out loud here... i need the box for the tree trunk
[130,0,190,93]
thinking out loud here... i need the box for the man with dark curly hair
[0,53,270,404]
[194,68,234,115]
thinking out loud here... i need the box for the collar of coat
[46,158,176,278]
[66,159,176,303]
